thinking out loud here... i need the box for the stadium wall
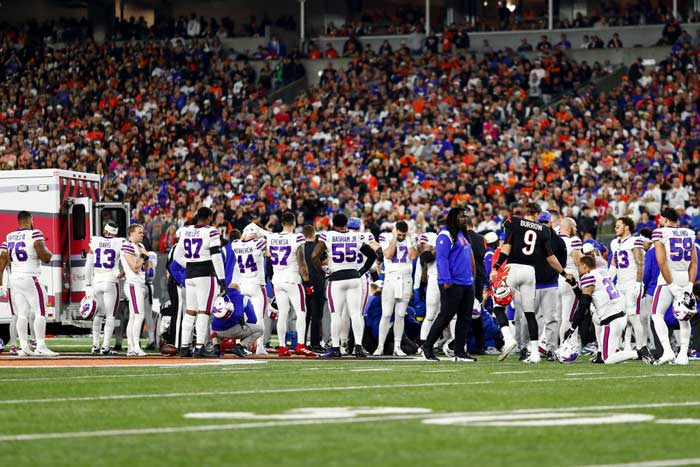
[313,23,700,53]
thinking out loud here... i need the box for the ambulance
[0,169,129,326]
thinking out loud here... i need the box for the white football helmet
[555,330,580,363]
[212,296,234,320]
[79,296,97,320]
[673,288,697,321]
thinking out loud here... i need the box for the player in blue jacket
[211,287,263,357]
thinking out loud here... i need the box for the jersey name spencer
[652,226,695,284]
[319,230,366,274]
[268,232,305,284]
[504,216,552,265]
[379,232,413,275]
[579,268,623,322]
[89,236,124,283]
[560,234,582,275]
[419,232,438,282]
[610,235,645,284]
[120,241,146,285]
[231,237,266,285]
[1,229,44,277]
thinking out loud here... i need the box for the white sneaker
[35,347,58,357]
[442,341,454,358]
[393,347,407,357]
[372,347,384,357]
[673,354,689,366]
[17,347,36,357]
[255,346,268,356]
[499,339,517,362]
[340,343,349,356]
[655,352,676,365]
[523,354,541,364]
[126,351,137,357]
[133,349,147,357]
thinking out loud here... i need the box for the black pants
[306,289,325,347]
[425,284,475,356]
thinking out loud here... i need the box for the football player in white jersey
[120,224,152,356]
[558,217,583,342]
[374,221,418,356]
[312,213,377,358]
[228,224,269,355]
[341,217,380,354]
[650,207,697,365]
[173,207,226,358]
[609,217,646,352]
[418,230,439,345]
[85,222,123,355]
[0,211,56,356]
[268,212,316,357]
[565,255,652,364]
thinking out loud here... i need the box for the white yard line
[2,400,700,443]
[350,368,392,372]
[572,459,700,467]
[491,370,535,375]
[566,372,606,376]
[0,373,696,406]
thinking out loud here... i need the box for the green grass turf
[1,349,699,467]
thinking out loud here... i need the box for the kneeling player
[564,256,652,364]
[211,286,263,356]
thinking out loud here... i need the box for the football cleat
[638,346,654,365]
[453,354,477,362]
[523,354,540,364]
[354,345,369,358]
[10,345,18,356]
[688,350,700,360]
[321,347,341,359]
[35,347,58,357]
[17,347,36,357]
[145,342,156,351]
[673,353,689,366]
[178,346,193,357]
[101,347,118,356]
[91,345,100,355]
[654,352,676,366]
[420,347,440,361]
[195,346,219,358]
[340,342,350,356]
[498,339,517,362]
[0,338,4,353]
[393,347,407,357]
[277,346,291,357]
[442,340,454,358]
[294,343,317,357]
[590,352,604,364]
[231,344,248,358]
[582,343,598,356]
[372,347,383,356]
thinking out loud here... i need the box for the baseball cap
[538,211,551,223]
[484,232,499,245]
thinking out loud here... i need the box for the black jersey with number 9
[503,216,553,266]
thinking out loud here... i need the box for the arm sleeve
[85,252,95,285]
[359,243,377,273]
[173,239,185,266]
[212,252,225,281]
[436,233,453,284]
[571,293,592,329]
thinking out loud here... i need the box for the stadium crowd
[1,9,700,361]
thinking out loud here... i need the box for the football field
[2,343,700,467]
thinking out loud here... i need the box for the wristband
[559,271,567,277]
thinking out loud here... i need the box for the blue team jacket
[212,288,257,331]
[436,228,474,286]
